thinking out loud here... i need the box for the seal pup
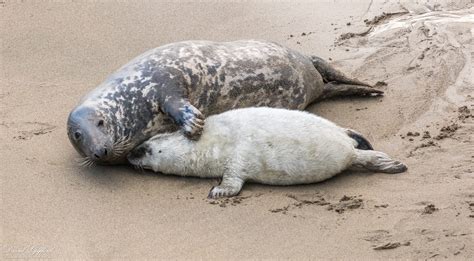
[67,40,383,165]
[127,107,407,198]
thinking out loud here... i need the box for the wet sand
[1,0,473,259]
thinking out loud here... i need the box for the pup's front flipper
[208,176,244,199]
[160,99,205,140]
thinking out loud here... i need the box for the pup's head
[127,132,190,172]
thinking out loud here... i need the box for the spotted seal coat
[67,40,383,165]
[127,107,407,198]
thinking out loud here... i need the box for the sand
[1,0,473,259]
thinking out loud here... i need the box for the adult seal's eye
[97,120,104,127]
[74,131,82,140]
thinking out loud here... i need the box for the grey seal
[127,107,406,198]
[67,40,383,165]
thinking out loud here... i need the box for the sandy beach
[1,0,473,259]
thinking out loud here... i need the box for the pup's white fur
[128,107,406,198]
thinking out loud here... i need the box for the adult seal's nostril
[93,148,108,159]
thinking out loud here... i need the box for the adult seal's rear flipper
[309,56,384,100]
[321,83,384,100]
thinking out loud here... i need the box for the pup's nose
[93,148,108,160]
[127,147,145,161]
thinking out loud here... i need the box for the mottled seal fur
[127,107,407,198]
[67,40,383,165]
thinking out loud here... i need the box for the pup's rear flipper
[309,56,384,100]
[352,149,407,174]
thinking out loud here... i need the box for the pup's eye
[158,150,162,153]
[74,131,81,140]
[97,120,104,127]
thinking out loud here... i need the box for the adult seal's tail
[67,40,383,165]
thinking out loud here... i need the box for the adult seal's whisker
[77,157,95,167]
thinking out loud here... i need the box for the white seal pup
[67,40,383,165]
[127,108,406,198]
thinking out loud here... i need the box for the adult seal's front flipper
[179,103,205,139]
[160,98,205,140]
[155,76,205,140]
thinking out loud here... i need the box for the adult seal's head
[67,70,177,165]
[67,106,116,164]
[67,92,173,165]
